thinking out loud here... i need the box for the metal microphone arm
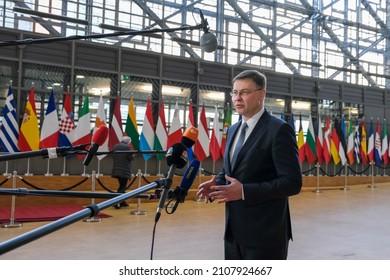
[0,24,204,47]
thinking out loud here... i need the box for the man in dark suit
[197,70,302,260]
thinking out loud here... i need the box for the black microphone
[155,142,187,223]
[155,127,200,223]
[199,10,218,53]
[0,144,88,162]
[167,159,200,213]
[82,125,109,166]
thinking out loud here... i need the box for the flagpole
[144,160,149,176]
[97,159,103,176]
[157,160,163,176]
[61,157,69,176]
[25,158,33,176]
[315,163,321,193]
[194,162,203,202]
[45,159,53,176]
[3,161,11,176]
[81,165,88,177]
[367,161,376,188]
[343,163,350,191]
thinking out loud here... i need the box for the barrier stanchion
[342,164,350,191]
[314,163,322,193]
[131,169,147,215]
[83,171,102,222]
[1,171,23,228]
[368,161,377,188]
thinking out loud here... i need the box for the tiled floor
[1,182,389,260]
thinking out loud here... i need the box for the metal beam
[226,0,301,75]
[124,0,201,59]
[13,0,61,36]
[299,0,377,86]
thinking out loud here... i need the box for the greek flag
[0,85,19,152]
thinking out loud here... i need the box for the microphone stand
[0,24,204,47]
[0,178,167,255]
[0,188,154,199]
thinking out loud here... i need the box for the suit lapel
[225,122,240,173]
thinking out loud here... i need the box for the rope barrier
[0,177,9,187]
[301,166,316,175]
[96,177,115,193]
[347,165,371,175]
[318,166,344,177]
[19,176,89,191]
[141,175,152,184]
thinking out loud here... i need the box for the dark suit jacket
[216,109,302,250]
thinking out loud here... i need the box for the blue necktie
[231,122,248,168]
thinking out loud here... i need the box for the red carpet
[0,205,111,223]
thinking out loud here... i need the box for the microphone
[0,144,87,162]
[155,130,199,222]
[199,10,218,53]
[181,126,199,148]
[168,159,200,207]
[82,125,109,166]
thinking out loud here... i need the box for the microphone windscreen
[200,32,218,53]
[92,125,109,145]
[179,159,200,192]
[166,143,188,168]
[181,126,199,148]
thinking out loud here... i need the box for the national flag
[347,119,355,164]
[194,104,209,161]
[167,101,182,149]
[374,119,382,164]
[125,98,139,150]
[341,117,346,140]
[316,115,324,164]
[360,119,368,165]
[186,102,195,161]
[108,97,123,150]
[18,86,39,151]
[290,112,295,131]
[330,118,341,165]
[367,119,374,162]
[0,85,19,152]
[297,114,305,163]
[382,121,389,165]
[40,89,59,148]
[139,99,154,160]
[210,106,222,162]
[154,101,168,161]
[305,115,316,164]
[323,116,331,165]
[221,106,232,157]
[58,90,76,147]
[335,117,347,166]
[94,95,109,160]
[73,96,91,159]
[354,119,361,165]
